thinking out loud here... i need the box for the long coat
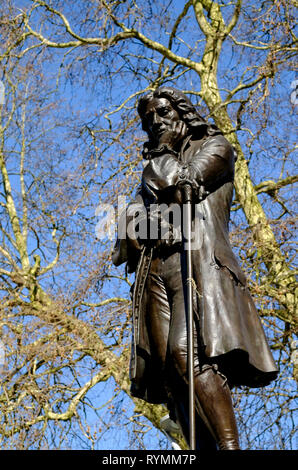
[113,132,278,404]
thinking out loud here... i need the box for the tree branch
[81,298,130,308]
[24,2,204,74]
[254,175,298,196]
[225,0,242,36]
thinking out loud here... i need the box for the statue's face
[143,97,180,143]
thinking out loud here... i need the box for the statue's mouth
[155,127,167,138]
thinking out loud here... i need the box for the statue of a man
[112,87,278,450]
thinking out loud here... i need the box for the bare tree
[0,0,296,449]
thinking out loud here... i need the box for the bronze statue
[112,87,278,450]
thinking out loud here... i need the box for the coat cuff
[147,144,179,159]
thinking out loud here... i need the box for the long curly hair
[137,86,222,159]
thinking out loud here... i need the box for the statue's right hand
[127,236,142,252]
[158,121,188,150]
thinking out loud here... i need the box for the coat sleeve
[142,153,181,194]
[141,135,235,203]
[112,191,146,273]
[187,135,235,191]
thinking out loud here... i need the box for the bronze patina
[112,87,278,450]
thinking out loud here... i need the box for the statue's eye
[159,107,169,116]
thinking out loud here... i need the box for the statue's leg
[167,372,217,451]
[193,367,240,450]
[145,267,170,373]
[165,253,240,451]
[166,348,240,450]
[146,252,240,450]
[168,352,240,450]
[145,257,216,450]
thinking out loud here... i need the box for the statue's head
[137,87,211,151]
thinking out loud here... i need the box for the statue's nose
[152,112,162,125]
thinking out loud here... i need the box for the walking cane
[181,182,196,450]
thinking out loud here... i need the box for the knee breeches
[145,250,201,380]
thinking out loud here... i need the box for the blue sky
[0,0,296,450]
